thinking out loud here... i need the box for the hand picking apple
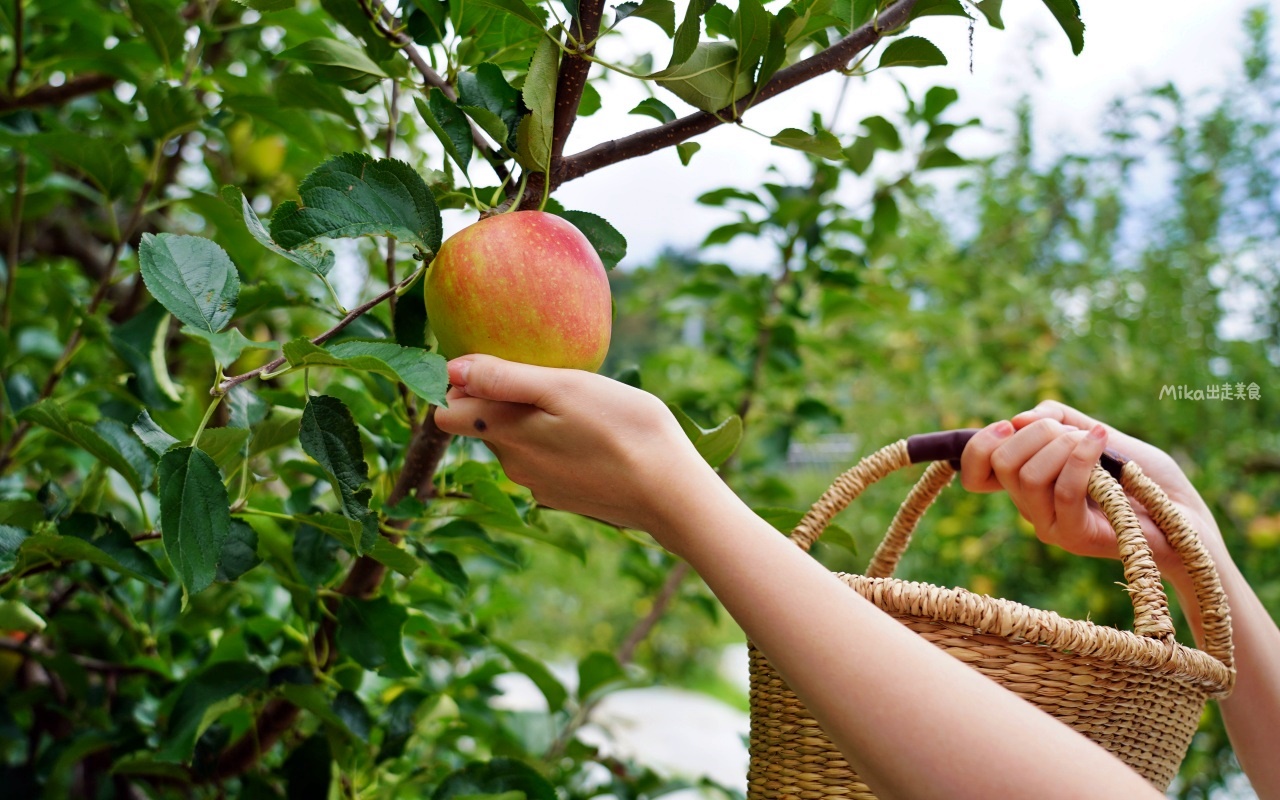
[433,358,1205,799]
[425,211,612,371]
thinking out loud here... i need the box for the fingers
[1046,424,1117,556]
[448,354,576,411]
[1011,400,1101,432]
[960,421,1015,493]
[434,394,540,440]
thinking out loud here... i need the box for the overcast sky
[459,0,1280,270]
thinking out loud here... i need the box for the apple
[425,211,612,371]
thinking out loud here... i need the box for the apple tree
[0,0,1087,795]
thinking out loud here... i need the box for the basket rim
[833,572,1233,696]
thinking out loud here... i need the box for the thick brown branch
[0,73,115,112]
[556,0,918,185]
[214,267,424,395]
[551,0,606,162]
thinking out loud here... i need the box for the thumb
[448,354,564,409]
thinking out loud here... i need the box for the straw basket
[747,430,1235,798]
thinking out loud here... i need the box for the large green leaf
[457,64,522,149]
[655,42,755,112]
[577,651,626,700]
[495,642,568,712]
[376,689,431,762]
[138,233,241,334]
[1039,0,1084,55]
[128,0,184,68]
[669,0,716,67]
[110,302,183,409]
[731,0,771,84]
[35,133,133,198]
[0,525,31,575]
[283,338,449,405]
[629,97,676,124]
[0,599,45,633]
[215,520,261,582]
[975,0,1004,29]
[516,35,558,172]
[269,152,442,257]
[668,404,743,468]
[225,187,335,277]
[299,396,378,554]
[877,36,947,68]
[336,596,416,676]
[276,38,388,92]
[133,410,180,456]
[472,0,544,29]
[15,527,165,586]
[624,0,675,35]
[158,446,231,598]
[771,127,843,160]
[182,326,274,369]
[60,513,167,586]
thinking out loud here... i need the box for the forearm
[1172,539,1280,798]
[652,472,1161,800]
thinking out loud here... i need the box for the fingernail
[448,358,472,386]
[1089,424,1107,441]
[993,420,1015,438]
[1010,410,1035,425]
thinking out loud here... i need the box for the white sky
[465,0,1280,270]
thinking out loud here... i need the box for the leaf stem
[191,392,223,449]
[236,507,296,523]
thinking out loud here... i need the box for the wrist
[639,458,745,558]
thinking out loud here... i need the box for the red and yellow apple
[425,211,612,371]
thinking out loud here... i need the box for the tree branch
[0,73,115,112]
[551,0,606,163]
[555,0,918,186]
[214,267,424,395]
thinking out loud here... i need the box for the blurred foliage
[0,0,1273,797]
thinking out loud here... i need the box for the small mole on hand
[473,419,487,432]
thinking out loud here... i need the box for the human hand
[433,354,716,536]
[960,401,1224,591]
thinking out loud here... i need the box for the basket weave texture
[747,439,1235,799]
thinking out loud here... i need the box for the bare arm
[434,357,1163,800]
[965,404,1280,798]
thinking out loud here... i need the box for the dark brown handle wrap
[905,428,1130,480]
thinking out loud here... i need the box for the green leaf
[629,97,677,124]
[181,428,250,476]
[277,73,361,127]
[138,233,241,334]
[627,0,675,35]
[577,651,626,700]
[877,36,947,68]
[667,405,743,468]
[110,302,183,409]
[369,537,419,577]
[1039,0,1084,55]
[128,0,184,68]
[473,0,544,29]
[975,0,1004,29]
[299,395,377,555]
[182,326,274,368]
[458,64,522,148]
[336,597,416,676]
[17,401,149,493]
[918,146,967,170]
[416,90,473,175]
[851,0,874,27]
[293,521,342,587]
[677,141,701,166]
[871,191,900,238]
[60,513,167,586]
[377,689,431,762]
[577,82,602,116]
[277,39,389,92]
[731,0,771,83]
[554,210,626,269]
[697,187,763,207]
[669,0,715,67]
[518,35,559,172]
[162,661,266,762]
[35,133,132,198]
[140,83,202,141]
[333,691,373,741]
[432,759,556,800]
[756,12,787,88]
[158,447,231,598]
[911,0,968,18]
[0,599,45,633]
[654,42,755,112]
[922,86,959,121]
[215,520,261,582]
[16,528,164,586]
[495,642,567,712]
[93,418,155,490]
[283,338,449,405]
[134,410,180,456]
[236,0,296,12]
[269,152,442,257]
[0,525,30,575]
[226,187,335,277]
[394,271,429,349]
[425,549,468,593]
[860,115,902,149]
[771,127,843,160]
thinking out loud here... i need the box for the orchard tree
[0,0,1087,796]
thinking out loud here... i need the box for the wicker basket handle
[791,431,1234,671]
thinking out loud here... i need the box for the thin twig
[0,639,160,675]
[0,73,114,112]
[213,267,424,395]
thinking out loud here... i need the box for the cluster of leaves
[0,0,1108,797]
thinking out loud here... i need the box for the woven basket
[747,430,1235,798]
